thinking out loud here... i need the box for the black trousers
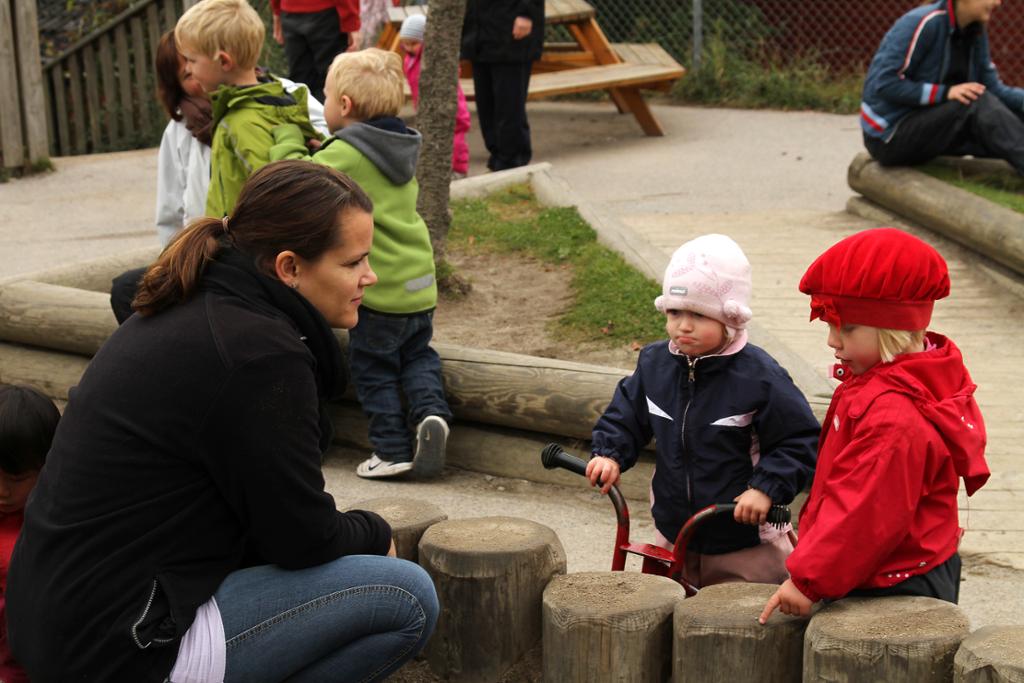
[864,91,1024,175]
[472,61,533,171]
[281,8,348,103]
[846,552,962,604]
[110,266,147,324]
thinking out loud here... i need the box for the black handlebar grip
[541,443,588,477]
[766,505,792,527]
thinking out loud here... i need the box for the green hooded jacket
[270,120,437,315]
[206,79,321,217]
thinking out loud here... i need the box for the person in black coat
[7,161,439,683]
[461,0,544,171]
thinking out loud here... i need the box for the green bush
[672,26,862,114]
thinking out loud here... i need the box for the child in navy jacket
[860,0,1024,174]
[587,234,819,588]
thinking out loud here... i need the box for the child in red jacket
[0,384,61,682]
[759,228,990,623]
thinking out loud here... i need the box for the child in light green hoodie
[271,48,452,480]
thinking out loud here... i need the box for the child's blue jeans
[348,309,452,461]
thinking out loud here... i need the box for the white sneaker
[356,453,414,479]
[412,416,449,478]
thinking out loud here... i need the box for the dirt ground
[432,248,641,372]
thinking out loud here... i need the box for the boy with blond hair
[271,48,452,480]
[175,0,326,217]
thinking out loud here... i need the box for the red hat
[799,228,950,330]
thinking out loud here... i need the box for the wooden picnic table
[378,0,684,136]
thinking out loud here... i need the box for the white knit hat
[399,14,426,41]
[654,234,753,329]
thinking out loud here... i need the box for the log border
[847,152,1024,276]
[0,164,826,495]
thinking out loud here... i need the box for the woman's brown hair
[155,30,186,121]
[133,160,374,316]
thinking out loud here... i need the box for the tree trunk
[804,596,970,682]
[544,572,685,683]
[344,497,447,562]
[419,516,566,682]
[673,582,807,683]
[954,626,1024,683]
[414,0,468,261]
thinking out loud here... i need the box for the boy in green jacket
[176,0,323,217]
[271,48,452,479]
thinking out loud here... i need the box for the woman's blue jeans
[215,555,438,683]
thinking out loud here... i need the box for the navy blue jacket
[592,340,819,554]
[861,0,1024,140]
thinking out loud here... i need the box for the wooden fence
[39,0,283,158]
[40,0,204,157]
[1,0,48,170]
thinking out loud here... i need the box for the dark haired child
[0,384,60,683]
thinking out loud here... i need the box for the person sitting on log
[861,0,1024,175]
[586,234,820,589]
[759,229,991,624]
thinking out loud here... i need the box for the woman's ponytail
[132,161,373,317]
[132,216,227,316]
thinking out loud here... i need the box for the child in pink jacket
[399,14,471,177]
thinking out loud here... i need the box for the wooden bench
[379,0,684,136]
[461,43,684,136]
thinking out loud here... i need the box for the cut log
[804,596,970,682]
[673,582,807,683]
[0,272,632,443]
[0,280,115,355]
[419,516,566,682]
[848,152,1024,276]
[954,625,1024,683]
[0,245,158,290]
[345,497,447,562]
[0,341,89,400]
[543,572,684,683]
[327,400,655,500]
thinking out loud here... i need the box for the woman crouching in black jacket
[8,161,438,683]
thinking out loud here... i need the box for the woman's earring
[290,280,299,290]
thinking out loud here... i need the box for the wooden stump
[543,571,685,683]
[805,596,970,682]
[673,582,807,683]
[345,497,447,563]
[419,516,567,682]
[955,626,1024,683]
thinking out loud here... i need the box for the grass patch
[672,29,861,114]
[449,184,665,347]
[918,163,1024,214]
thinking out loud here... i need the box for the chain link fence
[589,0,1024,84]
